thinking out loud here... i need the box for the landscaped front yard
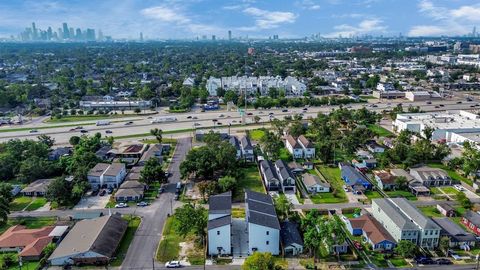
[10,196,33,211]
[364,190,383,200]
[367,124,394,137]
[234,166,265,202]
[25,197,48,211]
[249,129,266,141]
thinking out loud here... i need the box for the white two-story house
[298,135,315,158]
[285,135,303,159]
[240,136,254,162]
[207,192,232,256]
[87,163,126,190]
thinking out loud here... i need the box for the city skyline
[0,0,480,40]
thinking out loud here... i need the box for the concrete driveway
[284,190,300,205]
[73,194,110,209]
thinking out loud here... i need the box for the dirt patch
[179,241,193,258]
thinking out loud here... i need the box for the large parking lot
[74,192,110,209]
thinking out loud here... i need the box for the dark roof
[207,215,231,230]
[464,210,480,226]
[241,136,253,150]
[245,190,280,230]
[275,159,295,180]
[433,217,477,243]
[298,135,313,148]
[280,221,303,247]
[208,191,232,214]
[260,160,279,182]
[341,164,370,185]
[438,203,454,212]
[90,214,129,258]
[229,136,240,150]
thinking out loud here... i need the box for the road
[0,99,478,145]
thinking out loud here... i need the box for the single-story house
[366,141,385,153]
[302,173,330,193]
[348,214,396,251]
[390,168,430,196]
[49,214,128,266]
[280,221,304,256]
[339,163,372,192]
[21,178,53,196]
[462,211,480,236]
[114,180,146,202]
[437,203,456,217]
[138,144,163,166]
[288,162,305,174]
[356,150,374,160]
[373,170,397,191]
[433,217,477,248]
[95,145,113,161]
[0,225,55,260]
[48,147,72,161]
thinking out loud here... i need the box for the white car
[165,261,181,268]
[453,184,465,191]
[136,201,149,207]
[115,203,128,208]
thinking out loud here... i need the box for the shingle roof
[21,178,53,194]
[275,159,294,180]
[20,236,54,257]
[241,136,253,150]
[260,160,279,183]
[286,135,301,149]
[103,163,125,176]
[341,164,369,185]
[49,214,128,261]
[373,199,418,231]
[229,136,240,150]
[373,170,396,185]
[298,135,313,148]
[349,214,395,245]
[432,217,477,243]
[390,198,440,230]
[207,215,231,230]
[0,225,54,251]
[280,221,303,247]
[208,191,232,215]
[410,166,450,181]
[464,210,480,226]
[88,163,110,177]
[302,173,330,188]
[245,190,280,230]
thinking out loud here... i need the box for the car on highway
[439,104,444,107]
[232,120,237,123]
[217,122,222,125]
[115,203,128,208]
[165,261,181,268]
[125,121,133,125]
[186,115,192,119]
[219,114,225,117]
[106,130,113,134]
[194,123,201,126]
[80,130,88,133]
[426,101,432,104]
[457,101,462,104]
[282,109,288,112]
[247,112,253,116]
[29,129,38,133]
[136,201,149,207]
[193,116,198,119]
[75,126,83,130]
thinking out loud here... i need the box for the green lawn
[156,217,182,262]
[279,148,292,162]
[232,208,245,218]
[250,129,266,141]
[418,206,444,218]
[389,257,408,267]
[367,124,394,137]
[24,198,47,211]
[439,186,459,195]
[364,190,383,200]
[1,253,40,270]
[310,192,348,204]
[234,166,265,202]
[0,217,56,234]
[110,216,141,267]
[385,190,418,201]
[316,166,348,203]
[428,163,473,186]
[46,114,140,123]
[9,197,33,211]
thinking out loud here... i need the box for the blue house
[339,163,372,191]
[348,214,396,251]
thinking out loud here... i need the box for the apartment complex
[206,76,306,96]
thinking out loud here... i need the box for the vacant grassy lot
[310,192,348,204]
[418,206,444,218]
[250,129,266,141]
[428,163,473,186]
[385,190,417,201]
[157,217,182,263]
[364,190,383,200]
[10,196,33,211]
[25,197,48,211]
[367,124,394,137]
[0,217,56,234]
[316,166,348,203]
[111,216,141,266]
[234,166,265,202]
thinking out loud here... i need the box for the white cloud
[141,6,190,24]
[325,19,386,37]
[241,7,297,30]
[296,0,320,10]
[409,0,480,36]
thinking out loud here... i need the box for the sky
[0,0,480,39]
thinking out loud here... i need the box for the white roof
[48,226,69,237]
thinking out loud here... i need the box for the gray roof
[229,136,240,151]
[280,221,303,247]
[207,215,231,230]
[104,163,125,176]
[49,214,128,261]
[245,190,280,230]
[374,198,440,231]
[275,159,295,180]
[208,191,232,215]
[260,160,279,183]
[88,163,110,177]
[139,144,163,163]
[241,136,253,150]
[409,166,450,181]
[302,173,330,188]
[464,210,480,226]
[433,217,477,243]
[21,178,53,194]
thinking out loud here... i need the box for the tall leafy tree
[150,128,163,144]
[140,158,167,185]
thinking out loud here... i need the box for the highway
[0,99,478,145]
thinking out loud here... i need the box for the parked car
[158,187,165,193]
[91,190,99,196]
[453,184,465,191]
[435,258,452,265]
[165,261,181,268]
[115,203,128,208]
[282,109,288,112]
[415,257,434,265]
[137,201,149,207]
[107,188,113,194]
[99,189,106,196]
[247,112,253,116]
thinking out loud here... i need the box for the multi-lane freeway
[0,99,478,145]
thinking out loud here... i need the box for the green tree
[37,134,55,148]
[0,183,13,203]
[175,203,208,239]
[46,177,73,207]
[0,196,9,226]
[140,158,167,185]
[150,128,163,144]
[197,181,217,201]
[274,194,292,221]
[394,240,418,258]
[395,176,408,190]
[457,191,472,209]
[69,136,81,146]
[242,252,275,270]
[218,176,237,193]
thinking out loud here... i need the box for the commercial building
[206,76,306,97]
[372,198,441,250]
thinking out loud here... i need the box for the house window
[266,231,269,235]
[266,241,269,245]
[217,231,220,235]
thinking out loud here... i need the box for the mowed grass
[316,166,348,203]
[24,197,47,211]
[364,190,383,200]
[367,124,394,137]
[111,215,141,267]
[10,196,33,211]
[250,129,266,141]
[234,166,265,202]
[386,190,417,201]
[157,216,182,262]
[232,208,246,218]
[0,217,56,234]
[428,163,473,186]
[418,206,444,218]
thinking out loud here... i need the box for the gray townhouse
[274,160,296,192]
[372,198,441,250]
[409,166,452,187]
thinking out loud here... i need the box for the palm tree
[150,128,163,144]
